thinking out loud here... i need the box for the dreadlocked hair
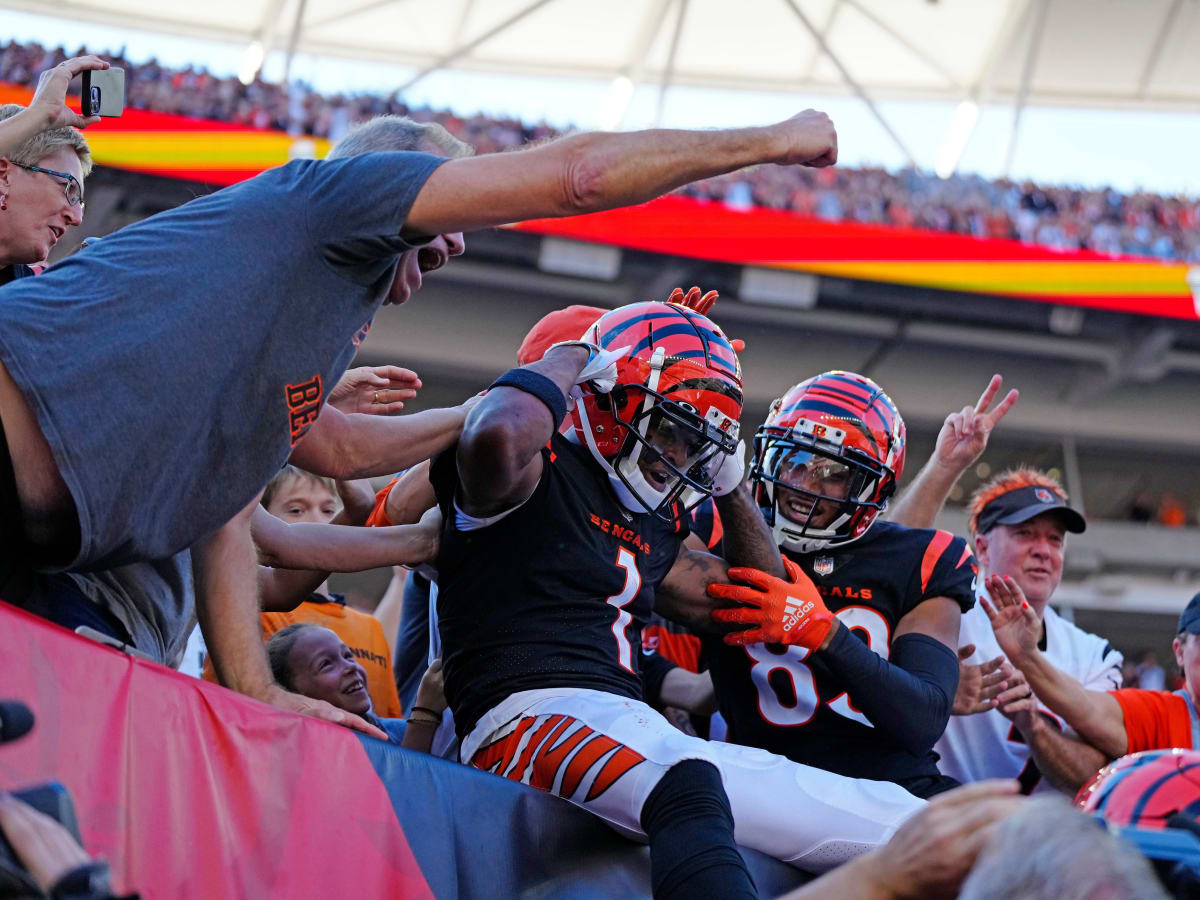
[968,467,1068,537]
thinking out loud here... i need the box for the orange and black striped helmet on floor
[568,301,743,521]
[750,371,905,553]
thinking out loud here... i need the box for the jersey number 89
[746,607,890,727]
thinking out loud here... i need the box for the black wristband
[490,368,568,426]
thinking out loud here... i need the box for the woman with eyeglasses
[0,55,107,285]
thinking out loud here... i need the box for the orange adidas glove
[708,556,834,648]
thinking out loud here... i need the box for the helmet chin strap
[574,394,663,514]
[613,347,671,513]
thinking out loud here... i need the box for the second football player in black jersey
[708,372,973,798]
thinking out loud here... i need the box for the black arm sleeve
[818,628,959,756]
[641,650,679,710]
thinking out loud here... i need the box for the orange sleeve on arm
[1111,689,1194,752]
[366,477,401,528]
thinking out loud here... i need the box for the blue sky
[6,8,1199,197]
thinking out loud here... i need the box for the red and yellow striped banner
[1,84,329,184]
[514,196,1199,322]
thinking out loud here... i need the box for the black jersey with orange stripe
[688,497,724,555]
[705,520,976,783]
[431,432,688,741]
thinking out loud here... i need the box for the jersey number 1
[607,548,641,674]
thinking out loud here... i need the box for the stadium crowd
[2,52,1199,900]
[2,39,1200,262]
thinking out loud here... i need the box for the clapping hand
[980,575,1041,665]
[952,645,1015,715]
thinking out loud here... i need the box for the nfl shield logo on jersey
[814,556,835,576]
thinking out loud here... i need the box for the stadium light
[934,100,979,179]
[239,41,265,86]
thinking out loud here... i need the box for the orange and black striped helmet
[1076,749,1200,892]
[569,301,743,519]
[1077,749,1200,826]
[750,371,905,552]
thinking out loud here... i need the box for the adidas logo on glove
[782,598,814,633]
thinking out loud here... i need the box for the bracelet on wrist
[410,705,444,719]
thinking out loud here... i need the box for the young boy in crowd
[204,466,404,718]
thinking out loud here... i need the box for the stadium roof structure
[17,0,1200,139]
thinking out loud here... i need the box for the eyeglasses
[15,164,85,210]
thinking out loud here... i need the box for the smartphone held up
[80,67,124,117]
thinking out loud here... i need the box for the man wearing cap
[929,468,1123,794]
[985,584,1200,769]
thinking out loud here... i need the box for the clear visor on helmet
[631,406,732,494]
[762,443,856,528]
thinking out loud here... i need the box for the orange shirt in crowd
[1110,688,1194,753]
[203,595,404,719]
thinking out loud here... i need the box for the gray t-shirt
[0,151,445,570]
[63,552,195,666]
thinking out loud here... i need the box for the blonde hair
[327,115,474,161]
[0,104,93,178]
[261,465,336,511]
[968,467,1069,537]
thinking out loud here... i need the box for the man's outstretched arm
[290,400,476,481]
[404,111,837,237]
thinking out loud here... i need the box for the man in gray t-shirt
[0,108,841,733]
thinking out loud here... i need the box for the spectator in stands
[1127,490,1155,523]
[1157,492,1188,528]
[202,465,408,719]
[0,55,106,282]
[3,103,838,734]
[1135,649,1167,691]
[982,588,1200,761]
[266,623,405,744]
[934,471,1124,794]
[887,379,1123,794]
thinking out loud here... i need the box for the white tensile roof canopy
[17,0,1200,110]
[12,0,1200,174]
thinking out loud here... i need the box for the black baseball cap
[975,483,1086,535]
[1178,593,1200,635]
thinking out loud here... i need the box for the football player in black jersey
[707,372,976,798]
[432,304,924,895]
